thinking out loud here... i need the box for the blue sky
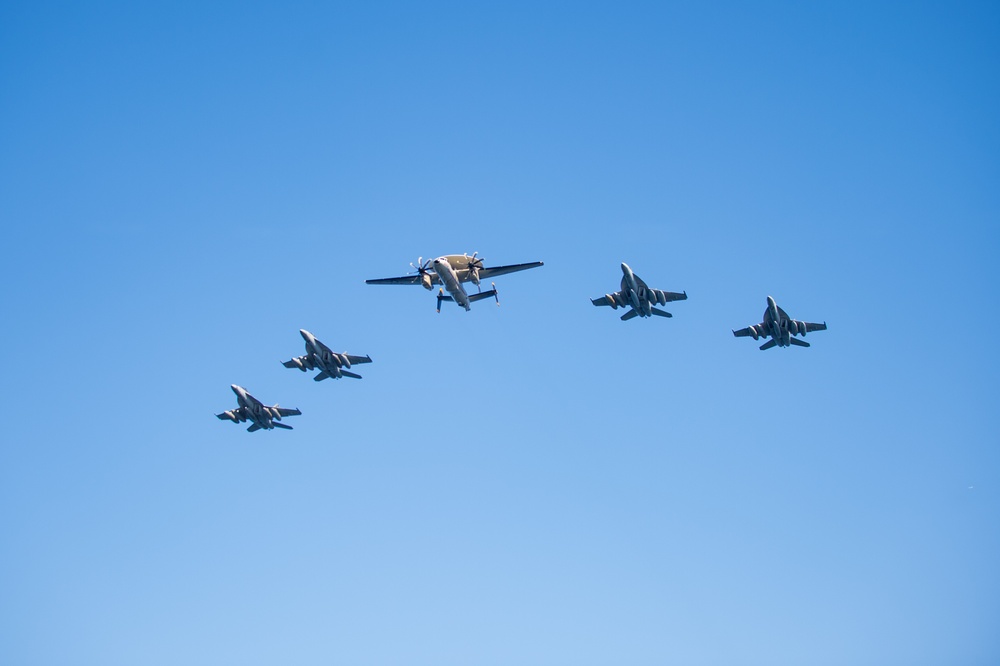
[1,2,998,664]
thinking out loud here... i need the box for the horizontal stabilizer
[436,288,454,313]
[759,339,778,351]
[649,308,673,318]
[314,371,330,381]
[340,370,363,379]
[271,422,293,430]
[620,309,639,321]
[247,423,262,432]
[788,337,810,348]
[468,288,498,304]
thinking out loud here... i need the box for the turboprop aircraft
[216,385,302,432]
[733,296,827,350]
[591,263,687,321]
[366,253,544,312]
[283,329,373,380]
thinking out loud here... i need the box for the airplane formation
[217,253,828,431]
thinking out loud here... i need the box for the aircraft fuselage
[433,257,471,310]
[231,384,277,429]
[300,329,347,378]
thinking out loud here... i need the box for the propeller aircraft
[366,253,544,312]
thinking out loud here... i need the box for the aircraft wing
[477,261,544,280]
[658,290,687,302]
[591,293,622,307]
[217,408,243,421]
[282,355,313,369]
[733,324,765,337]
[274,407,302,417]
[345,354,373,365]
[803,321,827,333]
[365,274,440,286]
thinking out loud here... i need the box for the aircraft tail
[468,283,499,306]
[649,307,673,318]
[271,422,293,430]
[247,423,262,432]
[620,309,639,321]
[314,371,330,381]
[788,337,810,348]
[340,370,363,379]
[759,339,778,351]
[436,289,454,312]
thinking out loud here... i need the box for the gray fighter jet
[283,329,373,380]
[733,296,827,350]
[216,384,302,432]
[591,263,687,321]
[366,253,544,312]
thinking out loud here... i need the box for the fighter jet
[366,253,544,312]
[283,329,373,380]
[216,384,302,432]
[733,296,827,350]
[591,263,687,321]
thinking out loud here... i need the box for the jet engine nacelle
[421,274,433,290]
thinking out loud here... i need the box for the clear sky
[1,2,998,665]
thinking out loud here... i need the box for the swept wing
[733,324,766,338]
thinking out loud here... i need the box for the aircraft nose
[230,384,242,394]
[299,329,311,341]
[767,295,776,307]
[621,262,630,272]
